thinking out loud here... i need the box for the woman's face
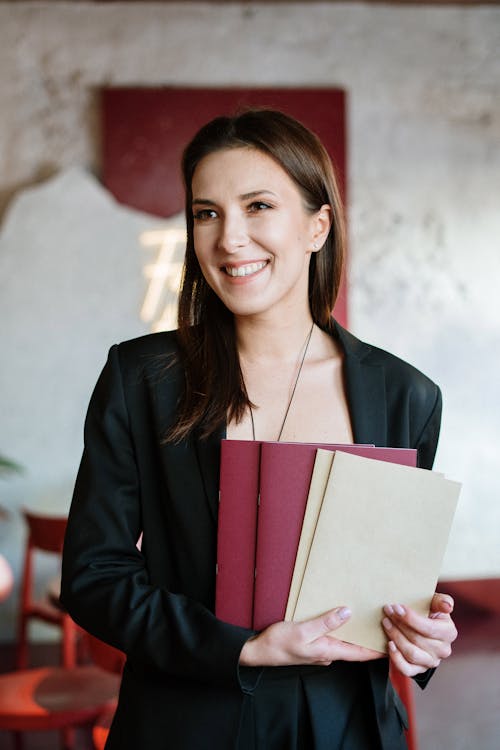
[191,147,330,321]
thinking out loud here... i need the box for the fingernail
[336,607,351,621]
[394,604,405,616]
[382,617,392,630]
[384,604,394,616]
[388,641,397,653]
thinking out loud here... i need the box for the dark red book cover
[215,440,261,627]
[253,443,417,631]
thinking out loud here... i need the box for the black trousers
[236,663,383,750]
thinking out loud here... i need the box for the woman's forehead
[191,147,299,200]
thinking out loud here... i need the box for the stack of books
[216,441,460,652]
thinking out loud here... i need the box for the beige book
[286,452,447,623]
[285,449,335,621]
[292,450,461,653]
[285,451,445,622]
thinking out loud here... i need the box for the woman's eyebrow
[192,190,278,206]
[192,198,216,206]
[239,190,277,200]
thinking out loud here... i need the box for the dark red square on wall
[101,87,347,324]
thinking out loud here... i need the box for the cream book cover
[285,449,335,621]
[292,450,461,653]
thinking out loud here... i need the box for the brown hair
[167,108,346,442]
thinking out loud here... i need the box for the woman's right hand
[239,607,384,667]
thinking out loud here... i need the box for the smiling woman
[173,110,345,443]
[61,109,457,750]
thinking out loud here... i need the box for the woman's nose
[217,213,249,253]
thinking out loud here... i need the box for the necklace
[248,321,315,442]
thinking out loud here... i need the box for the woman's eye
[247,201,272,213]
[193,208,218,221]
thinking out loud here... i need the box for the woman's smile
[223,260,270,278]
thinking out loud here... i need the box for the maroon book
[253,443,417,630]
[215,440,261,627]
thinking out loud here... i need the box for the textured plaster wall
[0,2,499,639]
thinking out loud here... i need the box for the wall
[0,1,499,639]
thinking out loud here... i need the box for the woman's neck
[234,311,316,365]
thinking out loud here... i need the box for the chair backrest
[21,510,68,603]
[23,510,67,554]
[17,509,74,669]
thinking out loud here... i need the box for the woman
[61,109,457,749]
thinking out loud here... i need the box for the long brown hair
[167,108,346,442]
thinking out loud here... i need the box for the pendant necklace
[248,321,315,442]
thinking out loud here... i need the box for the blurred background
[0,1,499,748]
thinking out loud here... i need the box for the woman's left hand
[382,592,458,676]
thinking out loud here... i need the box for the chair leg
[12,731,23,750]
[61,727,75,750]
[15,617,29,670]
[61,616,78,668]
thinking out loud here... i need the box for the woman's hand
[382,592,458,677]
[239,607,384,667]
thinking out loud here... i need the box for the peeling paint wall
[0,2,499,639]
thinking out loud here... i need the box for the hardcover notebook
[215,440,261,628]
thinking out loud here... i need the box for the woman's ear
[310,204,332,252]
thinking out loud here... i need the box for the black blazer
[61,322,442,750]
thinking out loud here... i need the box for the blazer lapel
[193,425,225,526]
[334,322,388,447]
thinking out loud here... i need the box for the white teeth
[225,261,267,278]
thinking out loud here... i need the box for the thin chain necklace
[248,322,315,442]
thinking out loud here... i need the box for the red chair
[0,664,120,750]
[390,667,418,750]
[17,510,78,670]
[0,510,121,749]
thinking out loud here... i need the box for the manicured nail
[336,607,352,621]
[384,604,394,616]
[388,640,397,653]
[382,617,392,630]
[394,604,405,616]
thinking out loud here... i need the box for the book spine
[215,441,261,628]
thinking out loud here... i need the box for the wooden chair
[0,664,120,750]
[17,510,78,670]
[0,510,121,749]
[390,668,418,750]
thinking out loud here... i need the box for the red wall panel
[101,87,348,324]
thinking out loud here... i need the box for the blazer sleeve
[60,345,255,689]
[414,382,442,471]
